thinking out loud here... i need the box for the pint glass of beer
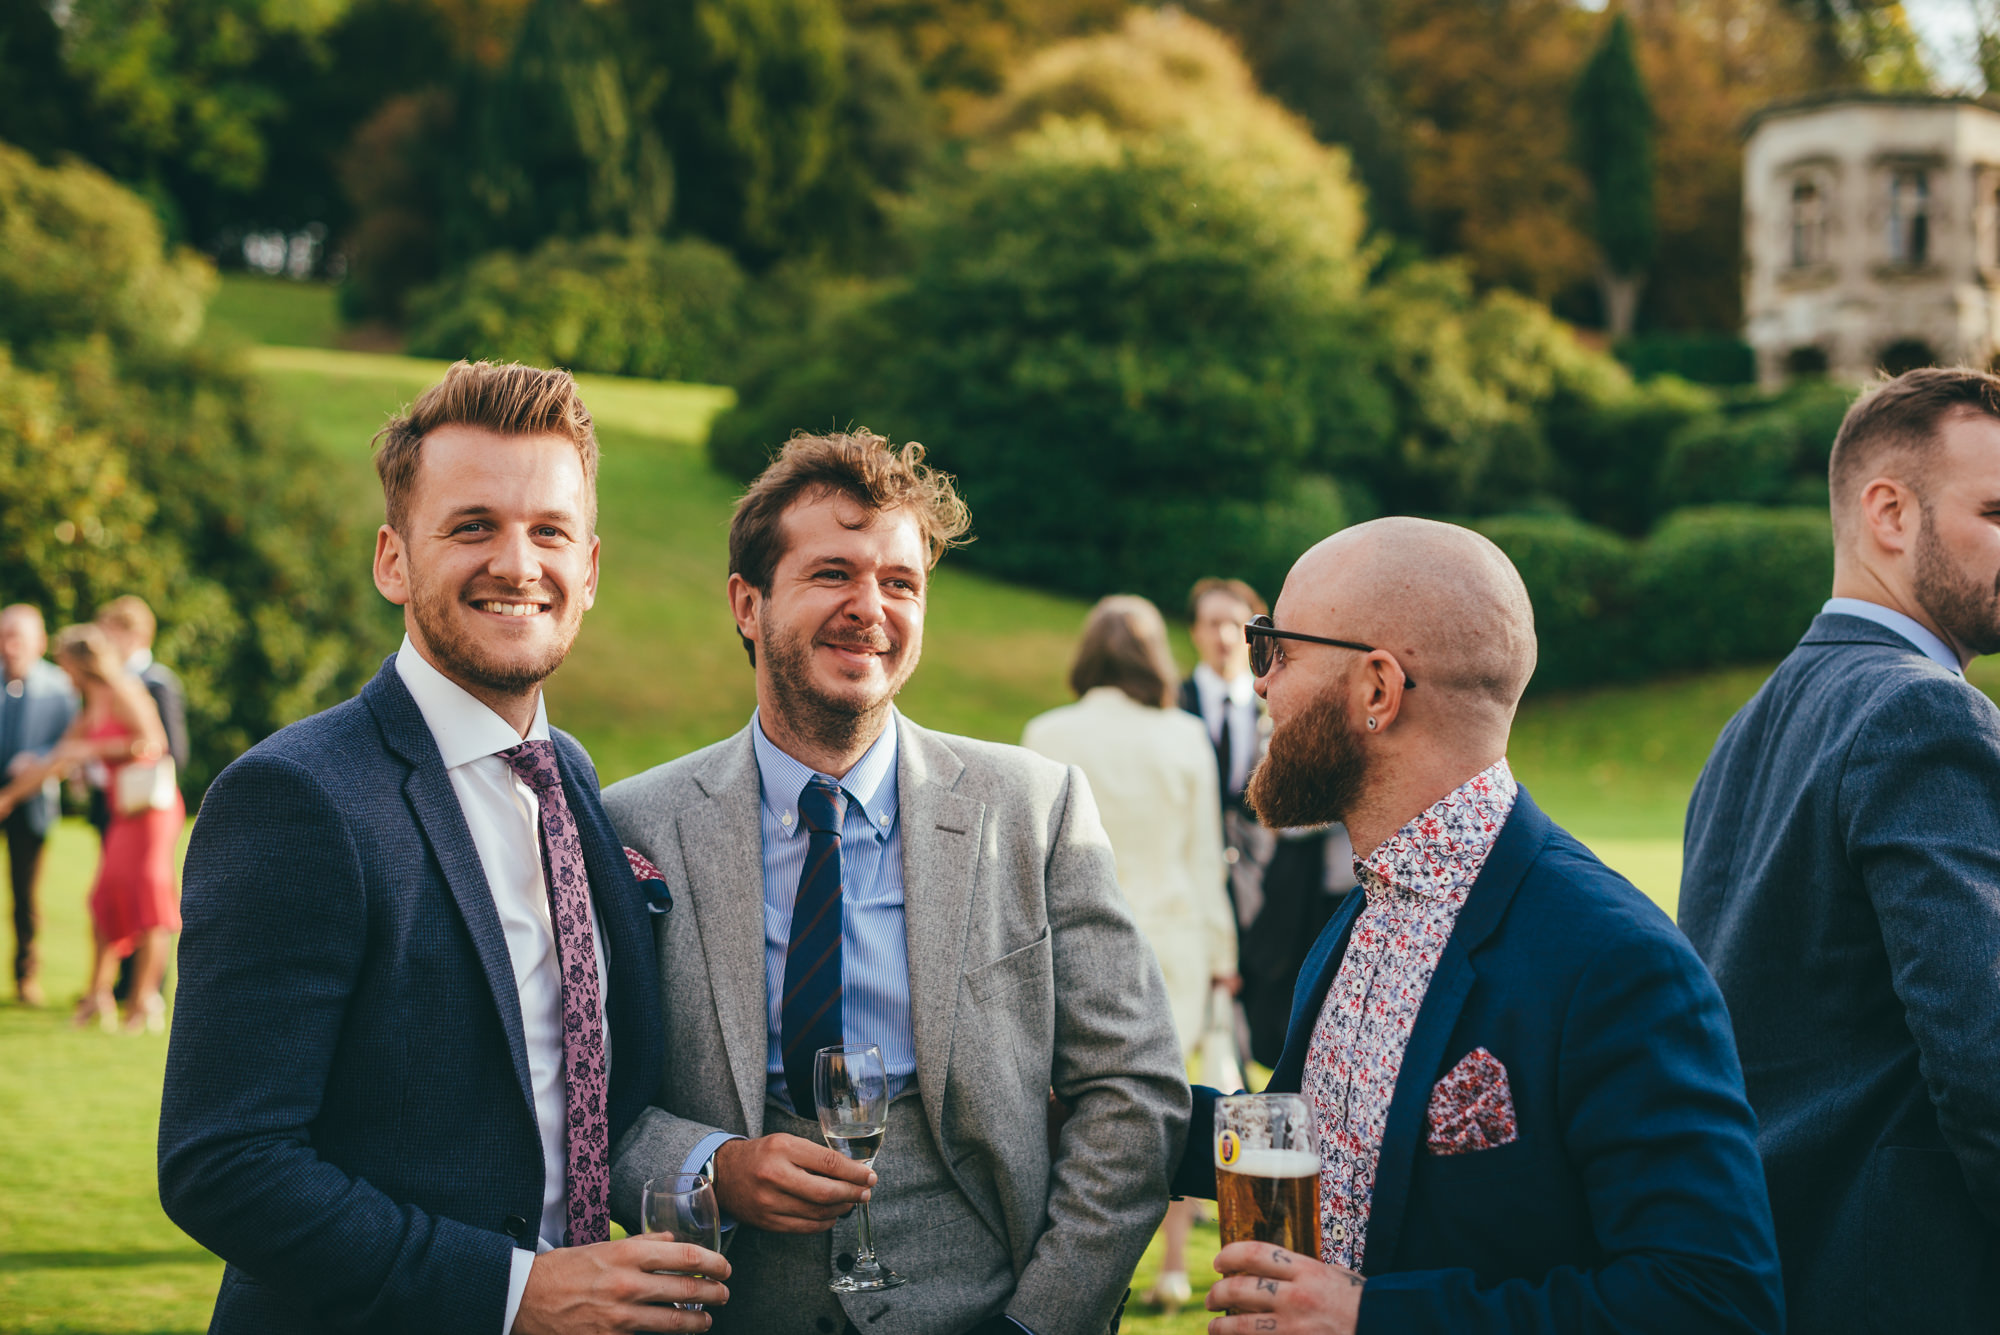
[1214,1093,1321,1259]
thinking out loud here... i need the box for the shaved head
[1247,518,1537,839]
[1290,517,1537,718]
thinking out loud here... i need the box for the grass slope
[28,332,1995,1333]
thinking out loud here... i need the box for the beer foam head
[1222,1148,1321,1177]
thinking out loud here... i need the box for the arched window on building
[1790,177,1828,267]
[1888,168,1930,265]
[1878,339,1936,376]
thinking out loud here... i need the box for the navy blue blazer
[1681,613,2000,1334]
[159,660,662,1335]
[1174,789,1782,1334]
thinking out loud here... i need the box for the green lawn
[20,335,1985,1332]
[204,275,344,350]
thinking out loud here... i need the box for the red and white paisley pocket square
[1426,1046,1518,1156]
[624,846,672,914]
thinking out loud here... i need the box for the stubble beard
[1245,686,1371,830]
[409,567,578,696]
[760,610,916,757]
[1915,503,2000,657]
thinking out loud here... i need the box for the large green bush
[406,234,747,382]
[0,141,375,795]
[1631,506,1831,672]
[1474,515,1637,691]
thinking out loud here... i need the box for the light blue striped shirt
[750,708,915,1109]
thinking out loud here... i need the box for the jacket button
[503,1214,529,1240]
[836,1252,855,1271]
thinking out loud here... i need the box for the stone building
[1743,92,2000,387]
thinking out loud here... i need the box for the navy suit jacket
[1173,789,1782,1334]
[159,660,662,1335]
[1681,613,2000,1334]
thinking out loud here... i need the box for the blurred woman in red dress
[0,624,182,1032]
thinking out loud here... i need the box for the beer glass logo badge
[1217,1129,1241,1167]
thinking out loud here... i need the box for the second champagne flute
[814,1042,906,1292]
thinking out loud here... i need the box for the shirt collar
[1821,598,1964,676]
[1193,661,1257,707]
[394,634,549,770]
[1358,757,1519,905]
[752,708,900,840]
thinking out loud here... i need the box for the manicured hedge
[1477,506,1830,692]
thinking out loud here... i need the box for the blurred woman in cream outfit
[1022,594,1235,1314]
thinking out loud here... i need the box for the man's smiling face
[374,425,599,699]
[747,491,927,736]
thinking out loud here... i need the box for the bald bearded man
[1171,519,1782,1335]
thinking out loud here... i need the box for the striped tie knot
[799,774,846,836]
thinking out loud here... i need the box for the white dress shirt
[394,638,611,1333]
[1191,663,1260,796]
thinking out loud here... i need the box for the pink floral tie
[501,740,611,1247]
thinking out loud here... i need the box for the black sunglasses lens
[1246,620,1272,675]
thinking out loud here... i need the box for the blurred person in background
[1023,594,1234,1316]
[1681,368,2000,1334]
[0,624,178,1032]
[1182,578,1353,1068]
[94,595,189,1005]
[0,604,77,1007]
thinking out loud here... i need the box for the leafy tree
[1572,13,1655,339]
[0,141,375,793]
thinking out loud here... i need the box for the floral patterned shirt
[1302,758,1518,1269]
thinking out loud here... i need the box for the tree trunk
[1598,268,1643,340]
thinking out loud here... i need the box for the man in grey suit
[606,429,1188,1335]
[0,604,76,1006]
[1682,366,2000,1334]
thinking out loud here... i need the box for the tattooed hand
[1203,1241,1364,1335]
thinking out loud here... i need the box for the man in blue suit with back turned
[159,362,728,1334]
[1682,367,2000,1334]
[1175,517,1781,1335]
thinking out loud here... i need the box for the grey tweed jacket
[605,714,1190,1335]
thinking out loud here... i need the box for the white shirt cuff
[503,1247,537,1334]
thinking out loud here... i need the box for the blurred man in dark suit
[1682,367,2000,1334]
[1181,577,1352,1068]
[0,604,76,1006]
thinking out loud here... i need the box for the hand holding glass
[641,1173,724,1312]
[814,1042,906,1292]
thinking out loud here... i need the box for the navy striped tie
[782,775,846,1112]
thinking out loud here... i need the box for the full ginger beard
[1245,686,1371,830]
[408,568,581,697]
[758,606,917,755]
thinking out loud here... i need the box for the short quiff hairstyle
[373,360,599,533]
[728,429,972,664]
[1830,366,2000,540]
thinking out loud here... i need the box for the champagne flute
[814,1042,906,1292]
[641,1173,723,1311]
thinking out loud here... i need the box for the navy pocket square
[623,846,673,914]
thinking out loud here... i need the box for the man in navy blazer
[1682,367,2000,1334]
[1174,518,1782,1335]
[159,362,727,1334]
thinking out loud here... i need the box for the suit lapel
[1271,888,1366,1091]
[364,664,537,1122]
[682,730,773,1135]
[896,718,984,1156]
[1358,789,1552,1276]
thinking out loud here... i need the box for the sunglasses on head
[1244,614,1416,689]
